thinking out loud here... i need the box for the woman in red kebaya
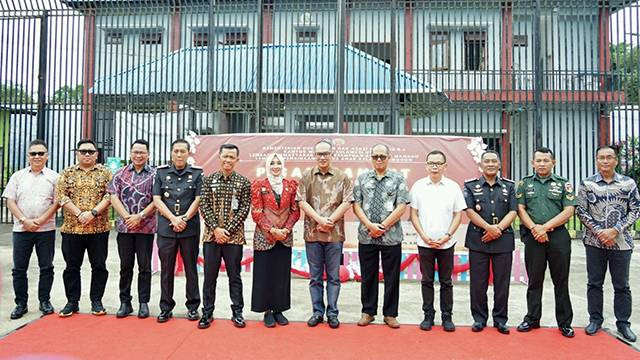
[250,153,300,327]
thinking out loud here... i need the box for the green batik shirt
[516,173,577,225]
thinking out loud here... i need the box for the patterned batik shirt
[353,169,409,246]
[576,172,640,250]
[296,166,354,243]
[107,164,157,234]
[200,171,251,245]
[56,164,112,234]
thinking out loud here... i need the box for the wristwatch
[139,210,146,219]
[18,216,26,224]
[91,209,98,217]
[445,232,452,237]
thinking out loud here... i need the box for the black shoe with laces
[91,301,106,316]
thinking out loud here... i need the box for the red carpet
[0,314,637,359]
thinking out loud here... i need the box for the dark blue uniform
[153,164,203,314]
[463,176,517,327]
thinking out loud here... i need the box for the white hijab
[265,153,284,195]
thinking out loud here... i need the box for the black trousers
[157,235,200,312]
[116,233,154,303]
[359,243,401,317]
[523,227,573,327]
[202,242,244,314]
[585,244,633,328]
[469,250,513,325]
[251,242,291,313]
[12,230,56,305]
[418,246,454,318]
[61,232,109,303]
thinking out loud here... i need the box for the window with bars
[105,31,124,45]
[193,31,208,47]
[220,32,248,45]
[464,31,487,71]
[513,34,528,47]
[296,30,318,43]
[140,32,162,45]
[430,31,450,70]
[352,42,391,64]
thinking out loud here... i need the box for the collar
[127,164,151,173]
[169,164,192,175]
[367,169,388,180]
[594,172,622,184]
[213,170,236,180]
[479,175,503,187]
[73,163,99,171]
[313,166,335,176]
[425,176,446,185]
[27,166,48,174]
[534,173,554,184]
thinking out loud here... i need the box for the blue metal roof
[90,44,441,95]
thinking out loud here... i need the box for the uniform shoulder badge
[157,164,170,169]
[502,177,515,184]
[191,165,203,170]
[564,182,574,193]
[464,177,479,183]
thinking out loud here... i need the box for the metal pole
[256,0,264,133]
[207,1,215,115]
[335,0,346,133]
[533,0,543,148]
[389,0,397,134]
[37,10,49,140]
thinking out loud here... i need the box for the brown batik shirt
[296,166,354,243]
[56,164,112,234]
[200,171,251,245]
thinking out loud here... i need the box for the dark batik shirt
[200,171,251,245]
[107,164,157,234]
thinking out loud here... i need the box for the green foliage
[50,85,83,105]
[0,83,34,104]
[611,43,640,105]
[617,136,640,185]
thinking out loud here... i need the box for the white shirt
[409,176,466,249]
[2,166,59,232]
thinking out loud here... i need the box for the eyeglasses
[426,161,445,167]
[28,151,47,157]
[597,155,617,162]
[77,149,97,155]
[315,152,331,158]
[371,155,388,161]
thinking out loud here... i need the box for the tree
[50,84,83,105]
[610,43,640,105]
[0,83,34,104]
[618,137,640,184]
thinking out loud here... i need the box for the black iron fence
[1,0,640,232]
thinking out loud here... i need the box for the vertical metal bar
[37,10,49,140]
[256,0,263,132]
[389,0,397,134]
[207,0,215,114]
[533,0,543,149]
[335,0,346,133]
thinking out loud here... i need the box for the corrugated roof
[90,44,441,96]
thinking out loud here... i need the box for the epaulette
[191,165,203,170]
[464,177,479,183]
[522,174,534,179]
[501,177,515,183]
[552,173,568,182]
[157,164,170,169]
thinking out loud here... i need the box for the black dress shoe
[198,313,213,329]
[59,302,79,317]
[442,317,456,332]
[39,301,54,315]
[232,311,246,328]
[494,323,510,334]
[327,316,340,329]
[187,309,200,321]
[517,320,540,332]
[471,322,485,332]
[138,303,150,319]
[617,326,637,342]
[10,304,28,319]
[157,311,172,323]
[419,317,433,331]
[273,312,289,326]
[585,322,601,335]
[91,301,107,316]
[264,311,276,328]
[116,302,133,318]
[560,326,575,338]
[307,315,323,327]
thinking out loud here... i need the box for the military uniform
[463,176,517,326]
[152,164,203,313]
[516,173,577,328]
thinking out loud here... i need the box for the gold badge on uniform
[164,192,170,198]
[564,182,573,193]
[166,176,171,180]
